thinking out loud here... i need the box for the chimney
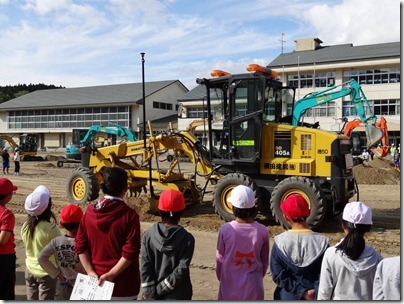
[294,38,323,51]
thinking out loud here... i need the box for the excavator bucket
[365,125,383,149]
[371,146,391,158]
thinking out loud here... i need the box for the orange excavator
[342,116,390,157]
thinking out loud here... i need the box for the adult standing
[0,178,18,300]
[1,148,10,174]
[13,148,20,176]
[390,143,396,156]
[75,166,141,300]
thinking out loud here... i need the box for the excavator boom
[292,79,384,150]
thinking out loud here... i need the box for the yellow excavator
[66,64,375,230]
[0,133,42,161]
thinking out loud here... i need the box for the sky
[0,0,401,90]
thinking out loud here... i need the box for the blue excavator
[279,78,388,158]
[59,123,137,167]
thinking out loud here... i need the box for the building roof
[178,84,223,102]
[0,80,186,110]
[268,41,400,68]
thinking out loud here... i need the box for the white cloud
[299,0,401,45]
[0,0,400,89]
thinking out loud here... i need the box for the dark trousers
[15,161,20,173]
[0,253,16,300]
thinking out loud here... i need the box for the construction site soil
[8,153,401,300]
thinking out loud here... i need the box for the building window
[343,67,400,85]
[288,72,335,88]
[153,101,174,110]
[342,99,400,117]
[187,107,208,118]
[8,106,131,130]
[303,102,335,117]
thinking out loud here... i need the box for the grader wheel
[213,173,261,222]
[66,167,100,204]
[270,176,325,230]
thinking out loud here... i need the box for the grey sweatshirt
[140,222,195,300]
[373,256,400,300]
[318,240,383,300]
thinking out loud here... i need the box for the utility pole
[140,52,154,197]
[279,32,286,54]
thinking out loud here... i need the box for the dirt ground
[7,153,401,300]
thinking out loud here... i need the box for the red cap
[280,194,310,219]
[60,204,83,223]
[158,189,185,212]
[0,178,17,195]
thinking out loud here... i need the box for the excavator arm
[292,79,384,149]
[80,123,137,145]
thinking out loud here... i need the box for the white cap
[227,185,255,209]
[342,201,373,226]
[391,143,394,146]
[24,185,50,216]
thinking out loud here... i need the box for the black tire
[213,173,261,222]
[66,167,100,204]
[57,161,64,168]
[270,176,325,230]
[167,155,174,162]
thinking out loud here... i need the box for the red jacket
[75,199,141,297]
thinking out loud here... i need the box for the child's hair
[159,210,183,225]
[232,206,256,219]
[101,167,128,197]
[336,219,371,260]
[61,222,80,231]
[0,193,8,204]
[25,198,57,239]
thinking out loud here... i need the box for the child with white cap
[270,194,329,300]
[215,185,269,300]
[141,189,195,300]
[317,201,383,300]
[38,204,85,300]
[20,185,62,300]
[0,178,18,300]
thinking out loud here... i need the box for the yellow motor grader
[67,63,386,229]
[66,121,218,211]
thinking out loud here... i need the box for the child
[317,201,383,300]
[0,178,18,300]
[215,185,269,300]
[75,166,141,300]
[373,256,400,300]
[21,185,62,300]
[38,204,85,300]
[141,189,195,300]
[270,194,329,300]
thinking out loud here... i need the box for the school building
[0,80,187,150]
